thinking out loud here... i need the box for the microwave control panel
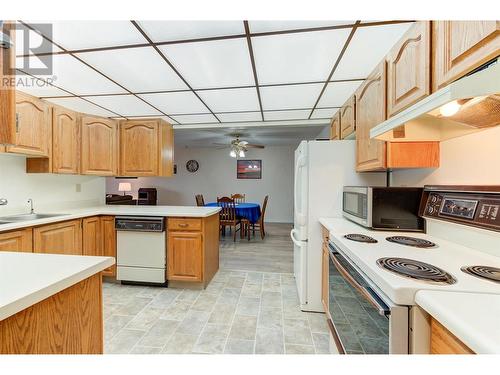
[423,191,500,232]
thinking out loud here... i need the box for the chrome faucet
[0,198,7,206]
[27,198,34,214]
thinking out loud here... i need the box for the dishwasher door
[116,231,166,283]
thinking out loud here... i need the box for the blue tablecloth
[206,202,261,224]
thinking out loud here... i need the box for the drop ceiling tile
[76,47,188,92]
[260,83,323,110]
[252,29,351,85]
[27,20,147,50]
[16,54,126,96]
[16,84,69,98]
[86,95,162,117]
[197,87,260,112]
[217,112,262,123]
[15,23,62,56]
[159,38,254,89]
[317,81,363,107]
[311,107,340,119]
[139,21,245,42]
[44,97,117,117]
[249,20,354,33]
[264,109,311,121]
[171,113,218,124]
[331,23,414,80]
[138,91,208,115]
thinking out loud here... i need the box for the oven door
[342,187,370,227]
[327,241,408,354]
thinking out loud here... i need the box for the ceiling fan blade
[246,144,265,149]
[213,143,228,146]
[238,140,249,146]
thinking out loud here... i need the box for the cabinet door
[387,21,431,116]
[433,21,500,91]
[119,120,158,176]
[356,61,387,172]
[52,106,80,174]
[82,216,101,256]
[0,21,16,145]
[81,116,118,176]
[340,96,355,139]
[321,244,329,315]
[167,231,203,282]
[33,220,82,255]
[101,216,116,277]
[0,228,33,252]
[7,92,51,157]
[329,112,341,140]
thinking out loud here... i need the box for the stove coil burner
[461,265,500,284]
[386,236,436,248]
[376,257,456,285]
[344,234,378,243]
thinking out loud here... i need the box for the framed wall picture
[237,160,262,179]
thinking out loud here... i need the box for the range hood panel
[371,60,500,142]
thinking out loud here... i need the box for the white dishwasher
[115,216,167,286]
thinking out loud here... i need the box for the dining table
[205,202,261,224]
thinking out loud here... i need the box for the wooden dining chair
[248,195,269,240]
[217,196,242,242]
[231,193,245,203]
[195,194,205,206]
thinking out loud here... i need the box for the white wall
[392,126,500,186]
[106,145,296,223]
[0,153,105,215]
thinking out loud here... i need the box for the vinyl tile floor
[103,223,330,354]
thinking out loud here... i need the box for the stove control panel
[421,187,500,232]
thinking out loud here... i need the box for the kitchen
[1,1,500,374]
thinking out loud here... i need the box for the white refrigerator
[290,140,386,312]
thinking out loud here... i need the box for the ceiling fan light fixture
[239,150,245,158]
[229,149,237,158]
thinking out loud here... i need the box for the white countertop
[319,217,500,305]
[0,205,221,232]
[0,252,114,320]
[416,290,500,354]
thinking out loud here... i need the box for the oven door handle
[330,252,390,316]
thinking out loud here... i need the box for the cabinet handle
[15,113,19,133]
[178,223,188,228]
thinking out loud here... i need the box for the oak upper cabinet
[329,112,341,140]
[356,61,387,172]
[387,21,431,117]
[101,216,116,277]
[0,21,16,146]
[7,91,51,157]
[119,119,174,177]
[340,95,355,139]
[433,21,500,91]
[0,228,33,252]
[52,106,80,174]
[33,220,82,255]
[81,116,118,176]
[82,216,101,256]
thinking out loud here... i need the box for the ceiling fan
[213,134,265,158]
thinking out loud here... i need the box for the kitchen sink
[0,213,68,222]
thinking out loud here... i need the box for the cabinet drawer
[169,218,202,231]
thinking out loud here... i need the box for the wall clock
[186,160,199,173]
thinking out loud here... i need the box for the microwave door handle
[330,253,389,316]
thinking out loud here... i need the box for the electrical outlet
[76,183,81,193]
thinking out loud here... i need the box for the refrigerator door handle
[294,155,306,226]
[290,229,307,247]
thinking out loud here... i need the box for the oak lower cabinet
[0,21,16,145]
[52,106,80,174]
[7,91,51,157]
[81,116,118,176]
[430,318,474,354]
[0,228,32,252]
[167,215,219,287]
[433,21,500,91]
[82,216,101,256]
[329,112,341,140]
[100,216,116,277]
[340,95,355,139]
[33,219,82,255]
[387,21,431,117]
[119,119,174,177]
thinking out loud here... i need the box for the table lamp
[118,182,132,196]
